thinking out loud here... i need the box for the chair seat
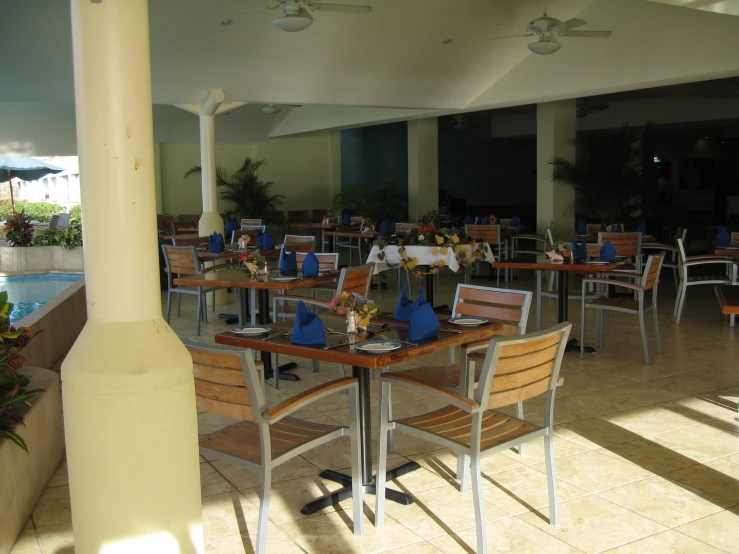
[687,275,733,284]
[606,265,638,274]
[199,417,344,464]
[587,296,651,311]
[396,406,538,450]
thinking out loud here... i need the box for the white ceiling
[1,0,739,154]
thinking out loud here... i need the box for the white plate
[586,260,611,265]
[271,276,298,282]
[356,341,402,353]
[449,317,488,326]
[231,325,271,335]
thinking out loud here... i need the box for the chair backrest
[475,322,571,411]
[172,236,208,247]
[498,218,512,229]
[337,264,373,297]
[395,222,420,233]
[179,214,200,224]
[231,229,260,245]
[48,214,60,230]
[586,224,601,235]
[296,252,339,271]
[452,285,532,336]
[56,213,71,229]
[677,237,688,264]
[546,228,555,250]
[350,216,363,225]
[184,341,266,423]
[465,224,501,246]
[731,232,739,245]
[161,245,200,277]
[598,232,642,259]
[640,253,665,292]
[241,218,262,226]
[288,210,310,223]
[283,234,315,253]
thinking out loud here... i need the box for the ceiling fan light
[528,37,561,55]
[273,9,314,32]
[262,104,282,115]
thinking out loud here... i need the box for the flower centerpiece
[322,214,332,226]
[327,292,380,333]
[239,249,266,274]
[360,218,374,234]
[0,291,40,451]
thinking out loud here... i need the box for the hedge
[0,201,65,222]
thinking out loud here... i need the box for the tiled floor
[12,267,739,553]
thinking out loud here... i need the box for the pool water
[0,273,83,323]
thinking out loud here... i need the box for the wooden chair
[375,323,572,554]
[598,232,643,276]
[241,218,262,227]
[282,234,315,253]
[581,253,665,364]
[158,214,174,234]
[512,220,552,260]
[731,232,739,245]
[231,228,261,245]
[185,341,363,554]
[394,222,420,234]
[350,216,363,225]
[465,224,508,285]
[172,236,208,247]
[586,223,601,235]
[161,245,226,335]
[674,238,738,324]
[294,252,340,298]
[643,227,686,288]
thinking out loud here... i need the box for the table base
[566,338,595,354]
[300,462,420,515]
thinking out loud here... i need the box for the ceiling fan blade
[487,34,533,40]
[551,18,586,32]
[559,30,611,38]
[308,2,372,14]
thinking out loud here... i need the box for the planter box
[0,246,84,273]
[0,368,64,554]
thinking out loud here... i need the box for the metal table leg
[301,366,419,515]
[425,269,449,313]
[557,271,595,353]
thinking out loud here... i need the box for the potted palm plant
[185,157,284,218]
[329,183,408,224]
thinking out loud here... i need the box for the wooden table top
[716,285,739,315]
[174,268,340,290]
[290,223,338,230]
[215,316,504,369]
[716,247,739,257]
[493,256,628,272]
[160,233,201,241]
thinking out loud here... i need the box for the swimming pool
[0,273,84,323]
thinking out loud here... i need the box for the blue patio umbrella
[0,157,64,213]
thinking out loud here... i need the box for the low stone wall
[0,368,64,554]
[19,279,87,371]
[0,246,84,273]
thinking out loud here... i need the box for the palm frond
[183,166,202,179]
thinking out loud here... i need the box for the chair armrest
[581,277,645,291]
[642,243,677,252]
[200,263,240,274]
[684,258,737,267]
[274,295,331,309]
[380,373,481,413]
[262,377,358,424]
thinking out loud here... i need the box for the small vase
[346,309,358,334]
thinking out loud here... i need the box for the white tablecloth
[366,243,495,274]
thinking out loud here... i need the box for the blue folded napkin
[257,230,264,249]
[394,285,421,322]
[576,221,587,235]
[481,216,489,225]
[209,232,225,253]
[389,221,396,234]
[600,222,607,232]
[342,213,351,225]
[408,291,440,341]
[291,301,326,346]
[612,224,623,232]
[572,239,587,259]
[636,222,647,235]
[511,216,520,228]
[302,251,320,277]
[716,229,731,247]
[600,240,617,262]
[225,217,238,241]
[463,216,473,225]
[280,249,298,272]
[261,232,274,250]
[380,220,390,234]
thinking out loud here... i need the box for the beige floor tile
[429,515,582,554]
[556,391,642,419]
[410,448,526,485]
[603,530,725,553]
[202,491,261,538]
[300,435,401,471]
[48,459,69,488]
[554,417,639,449]
[597,476,735,527]
[598,406,697,437]
[211,456,320,490]
[597,436,715,475]
[519,495,667,554]
[201,462,235,497]
[647,373,728,395]
[656,394,739,424]
[384,462,457,494]
[9,530,42,554]
[676,507,739,553]
[36,521,74,554]
[499,435,592,466]
[605,360,697,383]
[205,523,303,553]
[666,455,739,503]
[654,420,739,458]
[604,382,687,407]
[32,484,72,528]
[562,370,638,392]
[383,541,443,553]
[530,450,653,493]
[279,510,422,553]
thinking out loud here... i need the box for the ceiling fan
[489,0,611,55]
[576,100,609,118]
[261,103,303,114]
[229,0,372,32]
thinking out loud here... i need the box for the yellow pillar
[408,118,439,222]
[536,100,577,238]
[63,1,203,552]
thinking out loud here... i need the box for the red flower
[6,354,25,371]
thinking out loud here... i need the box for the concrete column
[64,2,203,553]
[198,90,226,237]
[408,118,439,222]
[537,100,577,238]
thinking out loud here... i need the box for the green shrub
[68,204,81,220]
[32,229,61,247]
[58,219,82,250]
[0,201,64,222]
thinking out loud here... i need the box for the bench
[715,285,739,327]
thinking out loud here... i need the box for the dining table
[174,268,340,382]
[215,314,504,515]
[492,255,628,351]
